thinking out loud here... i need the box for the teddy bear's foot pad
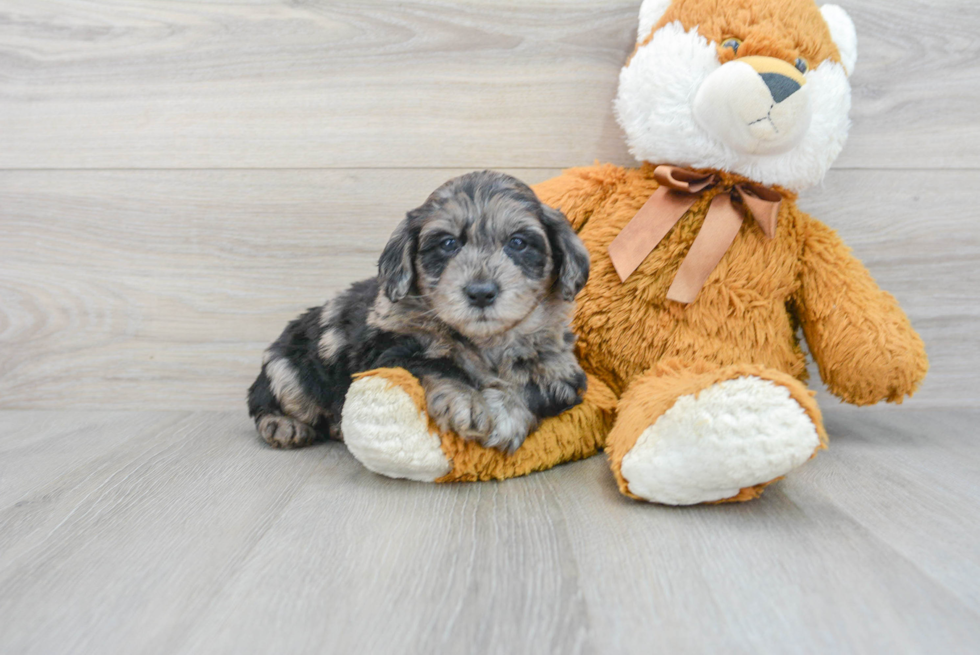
[620,376,820,505]
[341,374,452,482]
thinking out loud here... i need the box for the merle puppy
[247,170,591,453]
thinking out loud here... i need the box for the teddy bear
[337,0,928,505]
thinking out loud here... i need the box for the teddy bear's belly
[572,288,807,396]
[572,197,807,396]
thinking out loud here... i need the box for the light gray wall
[1,0,976,409]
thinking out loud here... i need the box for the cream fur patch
[265,357,321,424]
[620,376,820,505]
[318,327,344,361]
[616,21,851,191]
[341,375,452,482]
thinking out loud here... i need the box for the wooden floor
[1,407,978,654]
[2,1,979,653]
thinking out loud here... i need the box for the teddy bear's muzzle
[693,55,812,156]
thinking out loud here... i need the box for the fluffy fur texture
[335,0,928,505]
[636,0,673,42]
[248,171,591,454]
[820,4,857,74]
[529,159,926,502]
[617,0,853,191]
[617,371,822,505]
[341,373,453,482]
[535,163,928,404]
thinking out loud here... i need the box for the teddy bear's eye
[721,38,742,54]
[795,57,809,74]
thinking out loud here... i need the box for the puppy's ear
[378,212,419,302]
[540,204,590,301]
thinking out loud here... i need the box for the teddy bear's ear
[636,0,672,43]
[821,4,858,76]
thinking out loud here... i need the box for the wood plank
[1,408,978,654]
[544,409,980,654]
[548,460,980,654]
[0,0,977,169]
[791,407,980,614]
[0,0,637,170]
[178,442,594,654]
[0,411,331,655]
[843,0,980,169]
[0,410,186,507]
[1,168,974,409]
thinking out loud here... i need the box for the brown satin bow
[608,165,782,304]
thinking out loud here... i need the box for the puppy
[247,170,591,453]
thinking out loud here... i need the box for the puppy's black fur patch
[249,279,473,440]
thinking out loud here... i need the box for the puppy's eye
[507,235,528,251]
[721,38,742,54]
[795,57,809,74]
[439,237,459,252]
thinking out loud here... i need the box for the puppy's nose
[760,73,801,103]
[464,281,499,308]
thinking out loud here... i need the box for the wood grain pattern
[0,168,558,409]
[1,168,974,409]
[794,407,980,615]
[0,411,332,654]
[0,0,978,169]
[546,412,980,654]
[1,408,978,654]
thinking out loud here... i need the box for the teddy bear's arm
[532,164,623,232]
[794,217,928,405]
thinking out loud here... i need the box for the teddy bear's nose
[760,73,801,103]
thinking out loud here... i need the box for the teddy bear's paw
[620,376,821,505]
[341,374,452,482]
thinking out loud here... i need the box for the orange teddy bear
[340,0,928,504]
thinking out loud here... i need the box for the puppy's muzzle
[464,281,499,308]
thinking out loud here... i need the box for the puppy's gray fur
[247,170,590,453]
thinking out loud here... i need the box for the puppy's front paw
[257,415,317,449]
[526,371,588,420]
[481,424,530,454]
[481,388,537,454]
[550,374,588,412]
[424,380,493,442]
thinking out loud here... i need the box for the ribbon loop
[607,165,782,304]
[733,183,781,240]
[653,165,718,194]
